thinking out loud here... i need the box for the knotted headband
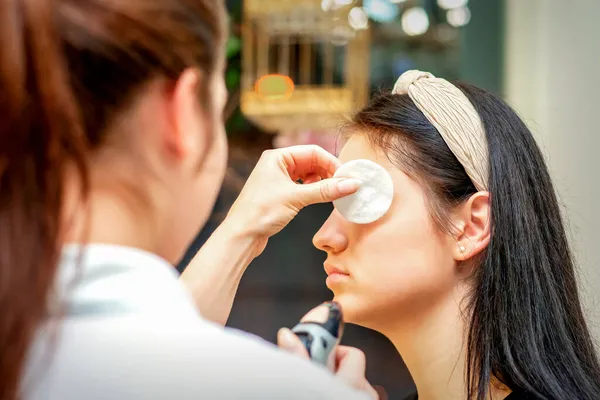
[392,70,489,191]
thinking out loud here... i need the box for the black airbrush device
[291,301,344,370]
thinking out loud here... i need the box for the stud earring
[459,245,466,253]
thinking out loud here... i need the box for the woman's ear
[453,191,491,262]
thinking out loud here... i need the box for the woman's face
[313,135,459,329]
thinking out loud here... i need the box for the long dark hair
[0,0,226,398]
[350,84,600,399]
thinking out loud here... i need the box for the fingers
[299,173,321,185]
[335,346,377,397]
[278,325,379,400]
[367,385,380,400]
[335,346,378,399]
[275,145,359,206]
[277,328,310,359]
[279,145,341,179]
[291,167,331,183]
[335,346,367,383]
[374,385,388,400]
[296,177,360,206]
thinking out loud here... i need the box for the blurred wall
[505,0,600,340]
[460,0,503,95]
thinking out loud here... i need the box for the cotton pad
[332,159,394,224]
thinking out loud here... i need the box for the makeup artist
[0,0,375,399]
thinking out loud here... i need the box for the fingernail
[277,328,297,349]
[337,178,361,194]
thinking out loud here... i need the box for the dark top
[404,389,537,400]
[505,390,539,399]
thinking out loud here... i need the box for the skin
[313,135,508,400]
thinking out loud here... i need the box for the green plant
[224,1,249,135]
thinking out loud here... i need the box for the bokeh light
[348,7,369,30]
[364,0,399,24]
[437,0,468,10]
[447,7,471,27]
[402,7,430,36]
[255,74,295,101]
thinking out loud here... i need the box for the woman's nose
[313,211,349,254]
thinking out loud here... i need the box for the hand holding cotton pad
[333,159,394,224]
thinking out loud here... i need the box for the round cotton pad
[332,159,394,224]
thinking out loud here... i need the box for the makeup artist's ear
[165,68,207,165]
[452,191,491,261]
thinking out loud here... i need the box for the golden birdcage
[241,0,370,133]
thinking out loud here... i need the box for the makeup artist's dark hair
[350,84,600,399]
[0,1,226,398]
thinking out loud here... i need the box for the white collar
[55,244,199,318]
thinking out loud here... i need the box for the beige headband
[392,70,489,191]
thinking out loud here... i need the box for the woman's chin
[332,294,370,326]
[332,293,395,330]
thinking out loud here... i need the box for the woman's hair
[0,0,226,398]
[349,84,600,399]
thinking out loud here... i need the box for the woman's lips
[324,263,349,276]
[324,263,350,287]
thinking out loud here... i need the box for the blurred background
[178,0,600,398]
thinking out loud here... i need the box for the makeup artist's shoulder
[39,315,369,399]
[202,323,371,399]
[181,320,372,399]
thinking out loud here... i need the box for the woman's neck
[379,284,510,400]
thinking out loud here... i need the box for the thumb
[296,178,360,206]
[277,328,310,359]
